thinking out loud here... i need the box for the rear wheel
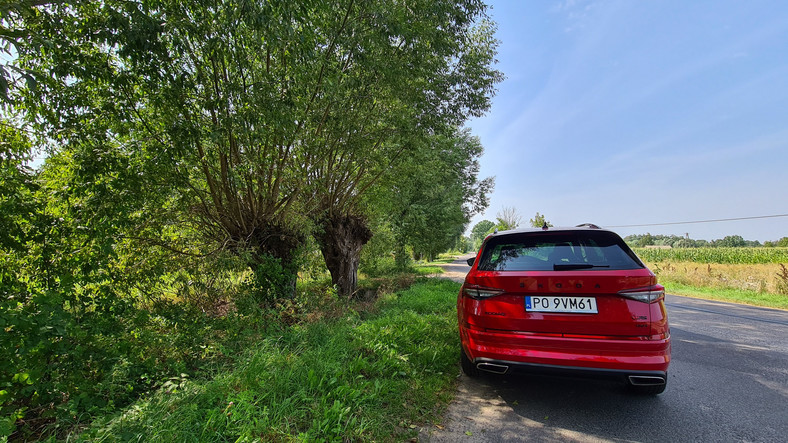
[460,350,479,377]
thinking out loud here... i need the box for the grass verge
[661,279,788,310]
[644,260,788,310]
[78,279,462,442]
[413,264,444,276]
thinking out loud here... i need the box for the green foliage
[81,280,461,442]
[241,254,300,309]
[1,275,261,440]
[0,123,37,251]
[4,0,502,300]
[529,212,553,228]
[637,233,655,247]
[471,220,495,242]
[0,125,257,439]
[452,235,474,254]
[633,247,788,264]
[714,235,747,248]
[413,265,445,276]
[377,129,494,263]
[470,219,495,249]
[360,220,399,277]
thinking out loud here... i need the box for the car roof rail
[575,223,602,229]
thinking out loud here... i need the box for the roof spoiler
[575,223,602,229]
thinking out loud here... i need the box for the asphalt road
[424,255,788,442]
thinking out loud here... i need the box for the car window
[477,231,644,271]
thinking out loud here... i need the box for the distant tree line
[624,233,788,248]
[468,215,788,251]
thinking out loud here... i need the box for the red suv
[458,225,671,394]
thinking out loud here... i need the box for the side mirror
[466,257,475,266]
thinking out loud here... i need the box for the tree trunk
[246,223,304,301]
[317,214,373,297]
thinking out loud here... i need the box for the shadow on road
[425,371,668,442]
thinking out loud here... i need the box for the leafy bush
[0,158,265,440]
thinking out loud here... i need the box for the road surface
[424,255,788,442]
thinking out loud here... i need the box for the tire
[460,349,479,377]
[628,379,667,395]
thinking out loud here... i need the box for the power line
[607,213,788,228]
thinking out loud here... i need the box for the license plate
[525,296,598,313]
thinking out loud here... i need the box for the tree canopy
[471,219,495,242]
[3,0,501,296]
[377,128,493,262]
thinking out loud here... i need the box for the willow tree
[5,1,377,292]
[304,3,502,296]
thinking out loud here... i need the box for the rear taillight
[618,286,665,303]
[463,285,505,300]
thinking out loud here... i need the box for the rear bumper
[460,325,671,380]
[473,358,667,385]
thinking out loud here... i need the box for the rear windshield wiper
[553,264,611,270]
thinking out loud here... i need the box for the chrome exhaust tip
[628,375,666,386]
[477,362,509,374]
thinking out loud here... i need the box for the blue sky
[466,0,788,242]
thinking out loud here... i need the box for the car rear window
[477,231,645,271]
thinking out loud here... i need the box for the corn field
[633,247,788,265]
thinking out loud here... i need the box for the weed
[776,264,788,295]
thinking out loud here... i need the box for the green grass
[427,254,461,264]
[413,265,444,276]
[662,279,788,310]
[78,279,462,442]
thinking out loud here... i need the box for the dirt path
[433,253,476,283]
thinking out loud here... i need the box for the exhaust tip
[628,375,666,386]
[477,362,509,374]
